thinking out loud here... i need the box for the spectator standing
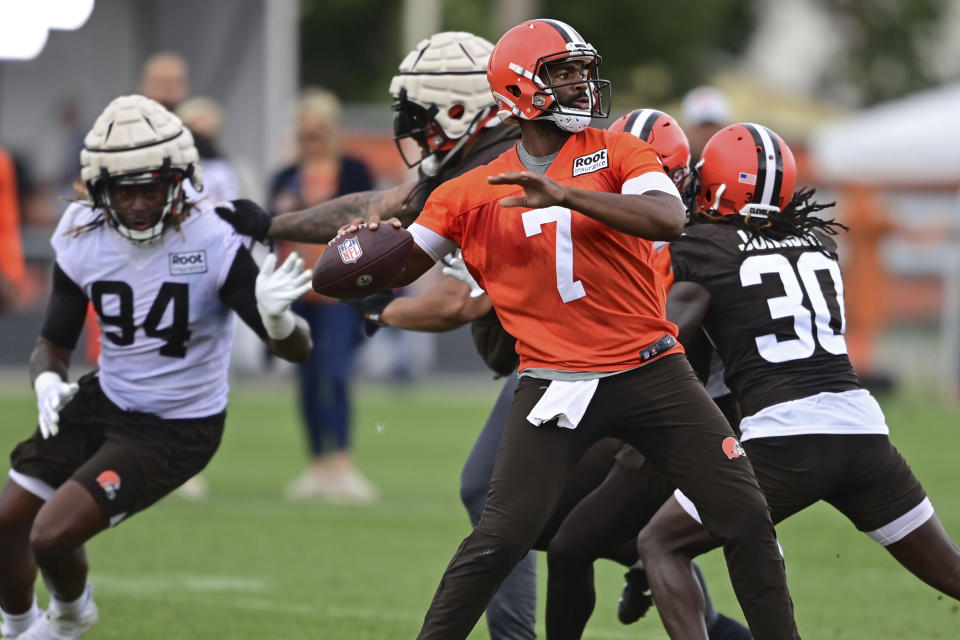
[138,52,190,112]
[270,88,378,502]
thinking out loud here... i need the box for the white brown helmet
[388,32,498,175]
[81,94,202,244]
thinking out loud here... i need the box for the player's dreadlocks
[61,181,196,239]
[689,186,847,244]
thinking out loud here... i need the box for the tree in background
[300,0,402,102]
[817,0,948,105]
[301,0,755,108]
[300,0,952,109]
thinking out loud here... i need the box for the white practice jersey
[52,202,244,419]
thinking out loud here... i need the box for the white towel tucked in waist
[526,379,599,430]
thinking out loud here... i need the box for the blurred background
[2,2,960,638]
[1,0,960,390]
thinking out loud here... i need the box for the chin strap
[549,112,591,133]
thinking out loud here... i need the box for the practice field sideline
[1,375,958,639]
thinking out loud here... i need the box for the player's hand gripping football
[488,171,568,209]
[255,252,313,340]
[335,215,403,238]
[34,372,79,439]
[215,199,272,241]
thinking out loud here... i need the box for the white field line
[92,573,269,593]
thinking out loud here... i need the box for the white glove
[34,372,78,439]
[441,250,485,298]
[256,252,313,339]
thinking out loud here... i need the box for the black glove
[215,199,272,241]
[342,289,396,337]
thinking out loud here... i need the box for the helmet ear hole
[506,85,521,98]
[447,104,465,119]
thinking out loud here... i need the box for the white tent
[809,83,960,186]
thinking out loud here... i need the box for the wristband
[261,309,297,340]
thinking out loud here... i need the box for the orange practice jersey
[650,241,674,290]
[415,127,681,372]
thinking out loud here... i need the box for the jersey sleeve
[609,133,682,201]
[212,217,245,290]
[218,245,269,341]
[670,230,720,286]
[410,184,462,261]
[40,263,89,349]
[50,203,98,286]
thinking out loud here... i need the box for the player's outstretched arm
[381,275,491,332]
[255,253,314,363]
[29,263,88,438]
[665,281,712,346]
[216,181,422,244]
[488,171,685,240]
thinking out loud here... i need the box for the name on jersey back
[736,229,822,253]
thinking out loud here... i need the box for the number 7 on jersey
[522,206,586,303]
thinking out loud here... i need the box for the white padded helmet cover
[81,94,202,191]
[388,32,495,141]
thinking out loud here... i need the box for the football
[311,225,414,299]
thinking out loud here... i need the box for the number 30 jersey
[51,203,244,419]
[670,223,861,418]
[413,127,683,372]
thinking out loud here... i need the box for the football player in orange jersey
[346,18,798,640]
[539,109,748,640]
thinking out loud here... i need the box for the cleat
[618,568,653,624]
[19,586,97,640]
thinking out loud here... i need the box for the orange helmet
[487,19,610,133]
[609,109,690,188]
[696,123,796,218]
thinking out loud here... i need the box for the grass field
[1,374,960,639]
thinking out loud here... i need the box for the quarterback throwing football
[350,19,799,640]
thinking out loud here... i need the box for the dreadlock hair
[689,186,847,245]
[61,177,197,239]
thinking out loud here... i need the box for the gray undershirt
[516,141,559,175]
[514,143,631,381]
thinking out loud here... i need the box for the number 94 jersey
[670,224,861,417]
[51,202,243,419]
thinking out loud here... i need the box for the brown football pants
[416,353,797,639]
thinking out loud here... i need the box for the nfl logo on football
[338,237,363,264]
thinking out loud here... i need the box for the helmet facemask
[95,165,188,244]
[390,87,493,176]
[495,45,611,134]
[531,50,610,132]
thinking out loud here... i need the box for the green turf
[1,378,959,638]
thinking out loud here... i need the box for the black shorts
[744,434,928,535]
[10,372,224,524]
